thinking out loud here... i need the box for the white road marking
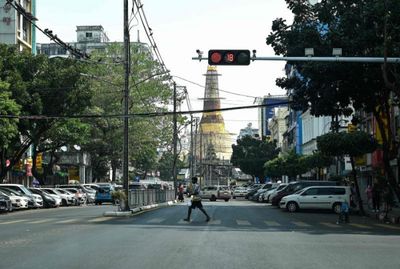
[0,219,27,225]
[88,217,114,223]
[147,218,165,224]
[320,222,340,228]
[264,221,281,227]
[236,220,251,226]
[29,218,55,224]
[55,219,78,224]
[292,221,312,227]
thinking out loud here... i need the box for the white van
[279,186,351,213]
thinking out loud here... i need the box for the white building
[268,107,289,149]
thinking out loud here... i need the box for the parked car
[0,192,12,213]
[271,180,338,206]
[42,188,74,206]
[232,186,248,199]
[279,186,351,213]
[245,184,263,199]
[263,183,288,203]
[94,186,114,205]
[29,188,59,208]
[64,188,87,205]
[0,189,29,210]
[55,188,77,205]
[0,184,40,208]
[200,186,231,202]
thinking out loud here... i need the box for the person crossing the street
[184,177,210,222]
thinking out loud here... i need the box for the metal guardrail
[129,189,175,208]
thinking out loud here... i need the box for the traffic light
[208,50,251,65]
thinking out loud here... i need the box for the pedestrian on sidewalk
[178,183,184,202]
[184,177,210,222]
[337,200,350,224]
[365,185,373,210]
[372,183,380,212]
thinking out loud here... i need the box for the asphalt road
[1,200,400,269]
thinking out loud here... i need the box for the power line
[0,101,289,120]
[5,0,88,59]
[172,75,259,99]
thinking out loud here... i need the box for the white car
[39,189,62,206]
[279,186,351,213]
[43,188,75,206]
[232,187,248,199]
[0,189,29,209]
[263,183,288,203]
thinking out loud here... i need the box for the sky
[36,0,294,137]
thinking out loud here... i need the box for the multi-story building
[268,107,289,149]
[0,0,37,53]
[257,94,288,138]
[237,123,259,140]
[37,25,150,57]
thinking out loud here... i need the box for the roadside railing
[129,189,175,208]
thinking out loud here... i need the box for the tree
[317,131,377,214]
[231,136,279,183]
[157,151,184,181]
[0,44,92,181]
[84,43,173,181]
[266,0,400,199]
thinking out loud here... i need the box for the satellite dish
[73,145,81,151]
[60,146,67,152]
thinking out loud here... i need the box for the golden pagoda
[196,66,232,185]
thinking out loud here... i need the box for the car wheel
[286,201,298,212]
[210,195,217,201]
[62,199,68,206]
[224,199,229,202]
[333,202,341,214]
[233,196,236,199]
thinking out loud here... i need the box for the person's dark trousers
[185,206,210,221]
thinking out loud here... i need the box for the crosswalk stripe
[264,221,281,227]
[292,221,312,227]
[29,219,55,224]
[348,223,372,229]
[320,222,340,228]
[88,217,114,223]
[375,224,400,230]
[56,219,78,224]
[208,219,221,225]
[0,219,27,225]
[147,218,165,224]
[236,220,251,226]
[177,219,190,224]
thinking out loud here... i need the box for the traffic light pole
[192,55,400,64]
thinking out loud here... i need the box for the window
[333,188,345,195]
[302,188,318,196]
[86,32,92,38]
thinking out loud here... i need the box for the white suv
[279,186,351,213]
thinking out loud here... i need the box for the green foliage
[266,0,400,116]
[0,82,20,149]
[157,151,185,181]
[317,131,377,157]
[231,136,279,182]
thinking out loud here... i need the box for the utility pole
[190,115,194,179]
[173,82,178,198]
[193,117,198,178]
[123,0,130,211]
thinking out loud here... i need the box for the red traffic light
[208,50,251,65]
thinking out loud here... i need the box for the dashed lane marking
[177,219,190,224]
[320,222,340,228]
[55,219,79,224]
[236,220,251,226]
[0,219,27,225]
[87,217,114,223]
[264,221,281,227]
[375,224,400,230]
[292,221,312,227]
[29,218,56,224]
[348,223,372,229]
[147,218,165,224]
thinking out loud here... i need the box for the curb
[103,200,177,217]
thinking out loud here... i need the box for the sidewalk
[362,202,400,224]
